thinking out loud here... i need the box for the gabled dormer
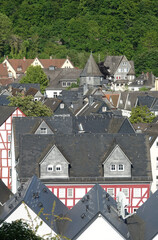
[34,120,54,134]
[103,145,132,178]
[39,145,69,179]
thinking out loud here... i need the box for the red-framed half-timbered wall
[0,108,25,189]
[47,183,150,213]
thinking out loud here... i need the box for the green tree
[0,220,42,240]
[0,13,12,56]
[129,105,155,123]
[8,95,52,117]
[20,65,49,93]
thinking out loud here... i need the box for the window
[8,150,11,158]
[102,107,107,112]
[40,128,47,134]
[53,92,58,98]
[127,101,131,105]
[60,103,64,109]
[67,82,71,87]
[122,188,129,197]
[133,188,141,197]
[107,188,114,197]
[9,168,12,177]
[67,188,73,198]
[17,67,22,71]
[56,165,62,171]
[156,142,158,147]
[47,165,53,172]
[118,164,124,171]
[62,82,66,87]
[8,135,11,142]
[120,100,123,104]
[110,164,116,171]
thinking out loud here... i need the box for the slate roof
[104,56,123,75]
[45,68,82,89]
[7,83,41,91]
[0,175,68,233]
[0,106,17,126]
[17,133,152,183]
[0,180,13,205]
[118,91,158,111]
[0,95,10,106]
[129,72,155,88]
[60,184,130,240]
[137,95,156,108]
[136,190,158,240]
[80,53,103,77]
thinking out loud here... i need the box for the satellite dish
[117,191,128,219]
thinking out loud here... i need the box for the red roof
[39,59,68,68]
[0,63,8,77]
[7,59,34,73]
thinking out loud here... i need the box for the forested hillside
[0,0,158,75]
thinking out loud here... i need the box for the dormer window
[102,107,107,112]
[118,164,124,171]
[40,128,47,134]
[47,165,53,172]
[110,164,116,171]
[56,164,62,171]
[60,103,64,109]
[17,66,22,71]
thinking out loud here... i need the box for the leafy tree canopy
[0,220,42,240]
[0,0,158,74]
[129,105,155,123]
[8,95,52,117]
[20,65,48,93]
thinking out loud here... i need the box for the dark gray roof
[104,56,123,75]
[0,180,13,205]
[136,190,158,240]
[0,106,17,126]
[80,54,103,77]
[0,95,10,106]
[60,184,130,240]
[0,175,68,233]
[137,95,156,108]
[7,83,40,91]
[18,133,152,183]
[45,68,82,89]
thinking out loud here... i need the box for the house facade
[3,57,74,79]
[0,106,25,189]
[14,133,151,214]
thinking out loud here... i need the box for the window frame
[118,164,124,171]
[56,164,62,172]
[40,128,47,134]
[110,164,116,171]
[47,165,54,172]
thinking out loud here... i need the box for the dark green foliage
[20,65,48,93]
[129,105,155,123]
[0,220,42,240]
[0,0,158,74]
[8,95,52,117]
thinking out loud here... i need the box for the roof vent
[81,213,86,219]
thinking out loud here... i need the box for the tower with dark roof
[80,53,104,87]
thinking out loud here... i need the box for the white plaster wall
[6,203,56,239]
[121,110,131,118]
[45,89,62,98]
[153,234,158,239]
[150,137,158,193]
[31,58,43,68]
[3,59,16,78]
[77,215,125,240]
[61,59,74,68]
